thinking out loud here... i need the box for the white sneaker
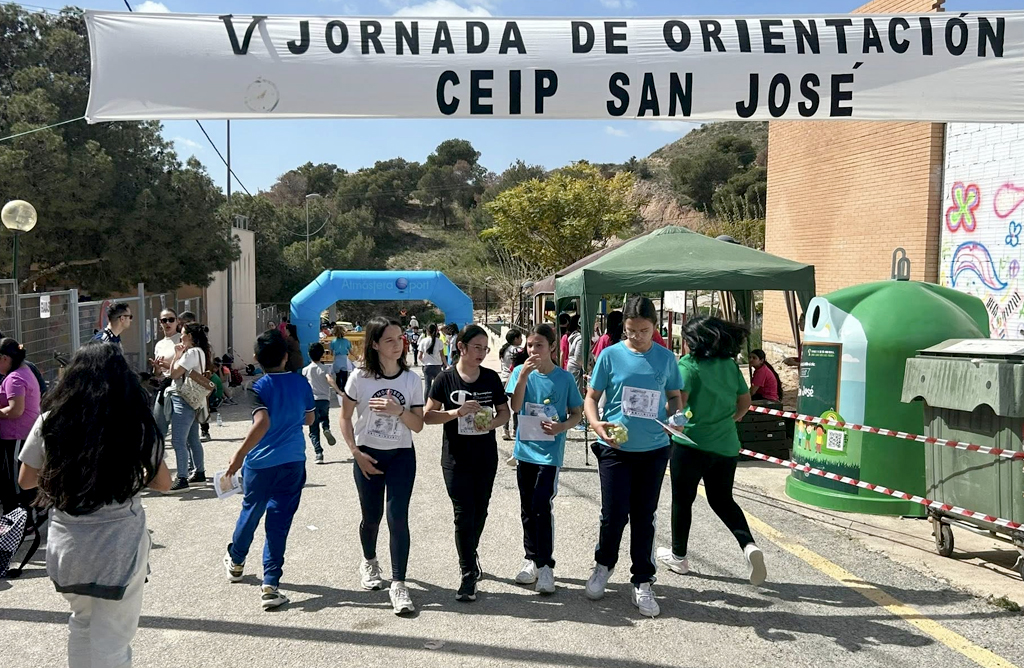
[505,455,517,468]
[515,559,538,584]
[360,558,385,590]
[745,544,767,586]
[261,585,289,610]
[223,551,244,582]
[389,581,415,615]
[585,564,612,600]
[535,566,555,594]
[656,546,689,575]
[632,582,660,617]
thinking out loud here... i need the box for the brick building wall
[762,0,945,346]
[939,123,1024,338]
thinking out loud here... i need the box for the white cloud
[136,1,170,12]
[172,137,202,151]
[604,126,628,137]
[391,0,491,17]
[646,121,699,134]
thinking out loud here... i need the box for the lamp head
[1,200,37,233]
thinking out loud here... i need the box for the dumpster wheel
[934,522,954,557]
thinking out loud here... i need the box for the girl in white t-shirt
[340,316,424,616]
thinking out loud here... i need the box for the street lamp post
[1,200,38,287]
[305,193,322,260]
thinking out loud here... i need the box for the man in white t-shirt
[150,308,181,436]
[302,342,341,464]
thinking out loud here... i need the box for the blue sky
[26,0,1024,193]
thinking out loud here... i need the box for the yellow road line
[696,488,1019,668]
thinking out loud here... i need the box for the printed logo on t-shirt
[365,388,406,441]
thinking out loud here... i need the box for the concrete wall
[207,225,256,362]
[938,123,1024,338]
[762,0,946,346]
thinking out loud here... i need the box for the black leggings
[669,443,754,558]
[353,446,416,582]
[518,462,559,568]
[442,444,498,578]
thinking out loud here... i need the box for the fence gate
[20,289,78,386]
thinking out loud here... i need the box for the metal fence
[20,290,79,386]
[256,305,279,335]
[0,279,17,338]
[0,284,188,383]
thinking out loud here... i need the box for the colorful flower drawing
[945,182,981,233]
[1010,260,1020,279]
[1007,221,1022,248]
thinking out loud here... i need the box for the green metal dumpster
[901,339,1024,576]
[786,281,989,516]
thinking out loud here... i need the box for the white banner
[85,11,1024,122]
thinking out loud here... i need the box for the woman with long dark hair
[339,316,424,615]
[166,322,212,492]
[591,310,624,361]
[749,349,781,403]
[0,337,41,513]
[424,324,510,602]
[657,316,766,587]
[18,343,171,667]
[418,323,445,397]
[584,296,683,618]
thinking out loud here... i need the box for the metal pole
[12,233,18,290]
[305,197,310,260]
[226,120,234,356]
[484,286,488,325]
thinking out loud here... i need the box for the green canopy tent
[554,226,816,364]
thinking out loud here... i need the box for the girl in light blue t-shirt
[506,324,583,595]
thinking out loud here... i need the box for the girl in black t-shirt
[424,324,510,602]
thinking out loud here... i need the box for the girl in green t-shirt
[657,316,767,587]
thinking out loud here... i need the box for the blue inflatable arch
[290,270,474,363]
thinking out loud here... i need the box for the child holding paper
[223,329,315,610]
[657,316,766,587]
[506,323,583,594]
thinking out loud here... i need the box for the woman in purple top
[0,337,41,513]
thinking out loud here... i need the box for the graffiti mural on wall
[941,179,1024,339]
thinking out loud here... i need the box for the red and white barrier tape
[739,447,1023,531]
[749,405,1024,461]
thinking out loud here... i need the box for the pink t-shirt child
[0,365,41,441]
[751,364,780,402]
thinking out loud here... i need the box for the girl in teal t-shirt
[657,316,766,587]
[506,323,583,595]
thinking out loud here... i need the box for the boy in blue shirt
[223,329,315,610]
[506,324,583,595]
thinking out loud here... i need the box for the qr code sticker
[825,430,846,452]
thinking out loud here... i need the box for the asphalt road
[2,382,1021,668]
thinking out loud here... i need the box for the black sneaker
[455,574,477,602]
[168,477,189,493]
[187,470,206,484]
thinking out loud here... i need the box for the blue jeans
[308,400,330,455]
[228,461,306,587]
[170,395,204,479]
